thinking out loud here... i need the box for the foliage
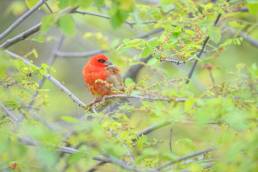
[0,0,257,172]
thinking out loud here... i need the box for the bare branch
[0,6,77,49]
[0,23,41,49]
[27,35,65,110]
[0,101,20,123]
[233,7,248,13]
[87,161,107,172]
[185,11,223,84]
[55,49,107,58]
[225,26,258,48]
[103,94,170,102]
[136,121,171,137]
[160,56,196,65]
[93,156,143,172]
[123,55,152,81]
[0,0,46,41]
[87,121,173,171]
[56,28,163,58]
[155,148,215,171]
[19,136,147,172]
[138,28,163,39]
[44,1,53,13]
[73,9,156,27]
[4,50,87,109]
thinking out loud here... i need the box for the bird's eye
[98,59,106,63]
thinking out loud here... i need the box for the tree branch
[55,28,163,58]
[0,7,77,49]
[160,56,196,65]
[72,9,156,27]
[155,148,215,171]
[225,26,258,48]
[185,5,227,84]
[123,55,152,81]
[55,49,107,58]
[87,120,173,172]
[0,23,41,49]
[4,50,87,109]
[136,121,172,137]
[93,156,143,172]
[27,35,65,111]
[0,101,20,123]
[102,94,186,102]
[0,0,46,41]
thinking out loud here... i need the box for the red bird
[82,54,124,97]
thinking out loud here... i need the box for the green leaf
[25,0,39,9]
[58,0,71,8]
[111,9,129,28]
[247,0,258,14]
[77,0,93,8]
[124,78,136,87]
[61,116,79,123]
[141,46,153,57]
[208,26,221,44]
[58,14,75,36]
[147,58,158,65]
[41,15,56,33]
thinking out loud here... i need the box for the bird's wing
[106,66,124,93]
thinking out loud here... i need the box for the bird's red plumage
[82,54,124,96]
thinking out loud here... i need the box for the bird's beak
[104,61,114,68]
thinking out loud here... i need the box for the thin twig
[4,50,87,109]
[27,35,65,110]
[136,121,172,137]
[73,10,156,27]
[44,1,53,13]
[55,28,163,58]
[87,161,107,172]
[161,56,196,65]
[0,23,41,49]
[103,94,171,102]
[55,49,107,58]
[0,7,77,49]
[185,7,226,84]
[155,148,215,171]
[138,28,164,39]
[19,135,146,172]
[0,0,46,41]
[85,121,173,172]
[0,102,20,123]
[225,26,258,48]
[93,156,143,172]
[123,55,152,81]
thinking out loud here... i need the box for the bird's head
[89,54,114,68]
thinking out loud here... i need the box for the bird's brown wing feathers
[106,66,124,93]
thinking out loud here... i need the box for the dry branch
[55,49,107,58]
[4,50,87,109]
[27,35,65,110]
[73,9,156,27]
[0,7,77,49]
[185,0,230,84]
[0,0,46,41]
[0,101,20,123]
[226,26,258,48]
[56,28,163,58]
[0,23,41,49]
[155,148,215,171]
